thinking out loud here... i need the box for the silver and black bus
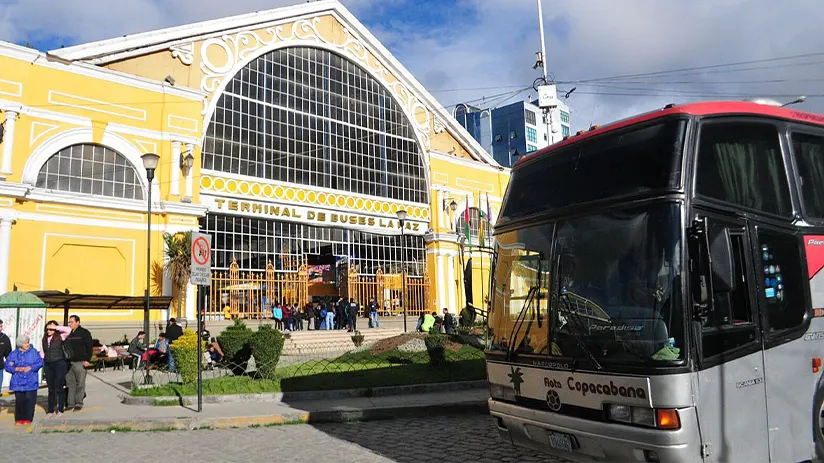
[486,100,824,462]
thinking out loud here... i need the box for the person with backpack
[347,298,359,332]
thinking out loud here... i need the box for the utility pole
[535,0,558,147]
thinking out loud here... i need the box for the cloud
[2,0,824,131]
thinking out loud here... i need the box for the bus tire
[813,382,824,459]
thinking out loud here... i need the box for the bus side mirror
[709,228,735,293]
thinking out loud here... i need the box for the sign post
[190,232,211,413]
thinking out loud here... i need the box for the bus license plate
[547,431,574,452]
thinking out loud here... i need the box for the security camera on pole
[534,0,559,139]
[190,232,212,413]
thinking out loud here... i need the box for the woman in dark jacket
[42,320,71,416]
[4,334,44,425]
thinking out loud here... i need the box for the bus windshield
[499,118,687,224]
[489,203,684,365]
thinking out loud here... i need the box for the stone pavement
[0,415,571,463]
[0,369,488,434]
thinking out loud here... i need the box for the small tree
[163,231,192,320]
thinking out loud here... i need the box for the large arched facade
[199,45,429,298]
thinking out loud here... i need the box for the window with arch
[202,46,429,204]
[456,207,492,240]
[36,143,144,200]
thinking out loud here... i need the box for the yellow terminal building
[0,0,509,340]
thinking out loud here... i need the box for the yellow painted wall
[0,8,512,326]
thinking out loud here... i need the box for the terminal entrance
[201,214,430,321]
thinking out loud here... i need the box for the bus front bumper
[489,399,701,462]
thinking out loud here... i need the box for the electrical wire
[562,51,824,83]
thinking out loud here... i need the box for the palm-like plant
[164,231,192,319]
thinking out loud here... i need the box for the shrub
[169,329,205,384]
[351,330,365,347]
[217,319,254,375]
[249,325,285,380]
[424,334,448,368]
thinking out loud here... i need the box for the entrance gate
[207,259,431,320]
[341,264,431,317]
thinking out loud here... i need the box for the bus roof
[513,100,824,169]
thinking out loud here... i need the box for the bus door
[692,214,770,462]
[752,224,813,461]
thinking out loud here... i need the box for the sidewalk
[0,369,489,434]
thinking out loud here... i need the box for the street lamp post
[141,153,160,384]
[396,210,408,332]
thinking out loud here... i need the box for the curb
[29,400,489,433]
[122,379,489,406]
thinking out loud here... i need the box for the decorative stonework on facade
[170,42,195,66]
[200,173,430,221]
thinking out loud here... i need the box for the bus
[486,100,824,463]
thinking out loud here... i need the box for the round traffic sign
[192,236,210,265]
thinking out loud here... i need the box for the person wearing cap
[0,319,11,393]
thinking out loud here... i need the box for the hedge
[217,319,254,375]
[169,329,205,384]
[249,325,285,380]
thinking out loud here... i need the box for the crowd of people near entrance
[0,315,94,426]
[223,297,383,332]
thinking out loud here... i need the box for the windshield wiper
[506,284,539,361]
[558,289,603,370]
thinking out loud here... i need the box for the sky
[2,0,824,132]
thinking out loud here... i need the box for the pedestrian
[65,315,93,411]
[166,318,183,344]
[41,320,71,416]
[0,319,11,393]
[369,297,380,328]
[165,318,183,373]
[4,334,44,425]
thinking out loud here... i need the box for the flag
[477,192,485,248]
[464,257,474,305]
[486,193,492,247]
[464,195,472,253]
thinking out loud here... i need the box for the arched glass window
[36,144,144,200]
[202,46,428,204]
[456,207,491,239]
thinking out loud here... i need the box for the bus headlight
[490,384,517,403]
[607,405,680,430]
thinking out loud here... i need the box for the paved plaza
[0,415,569,463]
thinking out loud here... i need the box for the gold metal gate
[342,263,431,317]
[207,259,309,321]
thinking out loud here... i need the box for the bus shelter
[29,291,173,326]
[0,291,48,389]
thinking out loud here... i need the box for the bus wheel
[813,383,824,459]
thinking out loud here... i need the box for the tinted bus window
[696,122,791,217]
[791,132,824,219]
[499,119,687,223]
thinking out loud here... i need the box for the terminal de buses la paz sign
[207,196,427,235]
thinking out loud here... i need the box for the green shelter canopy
[0,291,47,309]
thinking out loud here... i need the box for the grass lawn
[131,344,485,397]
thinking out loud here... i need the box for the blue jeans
[0,368,4,393]
[370,312,380,328]
[325,313,334,330]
